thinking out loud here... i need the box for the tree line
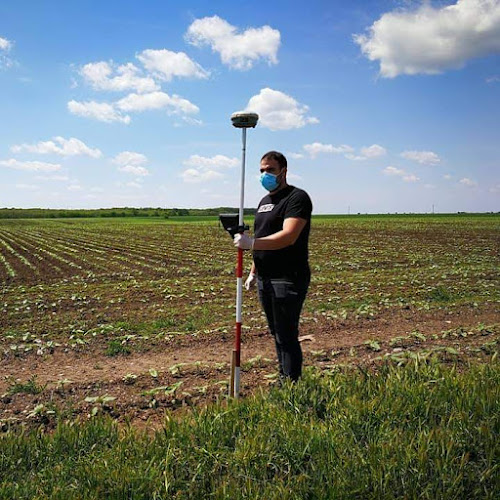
[0,207,257,219]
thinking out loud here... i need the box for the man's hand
[244,272,256,290]
[233,233,254,250]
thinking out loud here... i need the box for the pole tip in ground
[231,111,259,128]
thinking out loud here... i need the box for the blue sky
[0,0,499,214]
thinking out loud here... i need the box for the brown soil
[1,304,498,431]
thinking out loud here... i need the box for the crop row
[0,224,235,285]
[1,216,498,344]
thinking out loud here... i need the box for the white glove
[233,233,254,250]
[244,273,256,290]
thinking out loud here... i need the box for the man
[234,151,312,382]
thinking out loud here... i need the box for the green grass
[104,339,131,357]
[6,375,46,395]
[1,359,498,499]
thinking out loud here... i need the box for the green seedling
[56,378,73,392]
[27,403,56,420]
[7,376,45,395]
[84,395,116,417]
[105,339,131,356]
[364,340,381,352]
[122,373,137,385]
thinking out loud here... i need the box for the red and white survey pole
[229,111,259,398]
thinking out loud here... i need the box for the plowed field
[1,215,499,429]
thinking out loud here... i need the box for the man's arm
[252,217,307,251]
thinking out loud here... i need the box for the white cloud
[383,166,406,176]
[459,177,478,187]
[180,168,223,183]
[343,154,364,161]
[11,136,102,158]
[354,0,500,78]
[186,15,280,70]
[183,154,239,170]
[289,153,305,160]
[302,142,384,161]
[136,49,209,81]
[116,91,199,116]
[67,184,83,191]
[489,183,500,193]
[0,35,14,69]
[443,174,453,180]
[179,116,203,126]
[486,75,500,83]
[0,159,61,172]
[0,36,13,51]
[361,144,387,158]
[303,142,354,158]
[383,165,419,182]
[180,154,238,184]
[287,172,303,181]
[245,88,318,131]
[80,61,159,93]
[345,143,387,161]
[113,151,150,176]
[401,150,441,165]
[402,174,420,183]
[67,100,131,124]
[118,165,149,176]
[113,151,148,167]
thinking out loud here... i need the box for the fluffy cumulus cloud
[246,88,318,131]
[68,91,199,124]
[459,177,478,187]
[383,166,419,182]
[180,168,223,183]
[302,142,386,160]
[354,0,500,77]
[116,91,199,115]
[112,151,150,176]
[401,150,441,165]
[0,37,12,51]
[183,154,238,169]
[67,100,131,124]
[361,144,387,158]
[303,142,354,158]
[180,154,238,183]
[185,15,281,70]
[71,51,202,124]
[136,49,209,81]
[0,159,61,172]
[0,35,14,68]
[11,137,102,158]
[79,61,159,93]
[345,144,387,161]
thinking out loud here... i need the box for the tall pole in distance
[230,111,258,398]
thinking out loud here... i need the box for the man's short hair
[261,151,287,170]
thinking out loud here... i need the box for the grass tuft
[1,359,498,499]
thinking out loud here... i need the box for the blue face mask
[260,172,279,191]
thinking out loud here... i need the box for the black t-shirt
[253,185,312,279]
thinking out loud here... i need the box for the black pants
[257,271,310,381]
